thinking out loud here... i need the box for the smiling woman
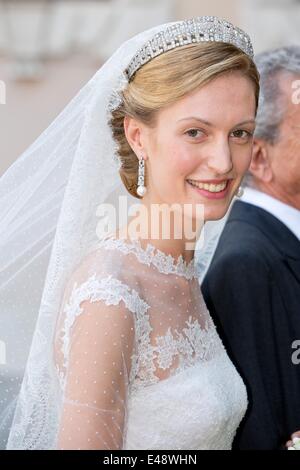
[110,40,259,223]
[1,16,261,451]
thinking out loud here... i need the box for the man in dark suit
[202,46,300,449]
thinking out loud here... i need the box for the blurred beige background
[0,0,299,176]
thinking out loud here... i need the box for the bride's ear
[123,115,147,159]
[249,139,273,183]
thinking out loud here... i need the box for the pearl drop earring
[137,155,147,197]
[236,186,244,198]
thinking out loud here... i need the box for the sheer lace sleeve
[53,269,139,450]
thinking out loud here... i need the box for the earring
[236,186,244,198]
[137,155,147,197]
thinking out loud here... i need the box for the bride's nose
[206,137,233,175]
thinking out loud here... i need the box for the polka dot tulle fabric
[53,236,248,450]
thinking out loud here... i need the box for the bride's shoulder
[57,238,145,333]
[62,236,139,301]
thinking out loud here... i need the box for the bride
[2,16,259,450]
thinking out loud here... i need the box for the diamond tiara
[124,16,254,82]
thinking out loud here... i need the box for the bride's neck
[116,210,203,264]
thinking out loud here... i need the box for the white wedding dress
[53,235,248,450]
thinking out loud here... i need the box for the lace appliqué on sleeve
[57,274,150,390]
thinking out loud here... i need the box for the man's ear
[249,139,273,183]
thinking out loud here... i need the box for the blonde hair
[109,42,260,199]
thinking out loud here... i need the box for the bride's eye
[231,129,253,140]
[185,129,204,138]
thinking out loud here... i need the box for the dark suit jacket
[202,200,300,449]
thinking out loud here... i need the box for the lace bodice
[53,236,248,450]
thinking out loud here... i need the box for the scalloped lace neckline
[97,235,199,280]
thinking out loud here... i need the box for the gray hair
[243,45,300,187]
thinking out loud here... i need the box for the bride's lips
[186,178,233,199]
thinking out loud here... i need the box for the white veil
[0,18,234,450]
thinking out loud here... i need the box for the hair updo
[108,42,260,199]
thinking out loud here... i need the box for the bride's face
[129,71,256,222]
